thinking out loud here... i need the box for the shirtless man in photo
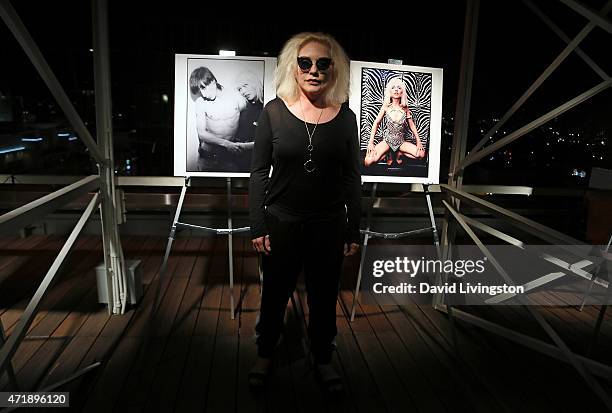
[190,66,248,171]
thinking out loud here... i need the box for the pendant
[304,159,316,173]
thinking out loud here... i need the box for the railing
[438,183,612,408]
[0,176,102,391]
[440,0,612,408]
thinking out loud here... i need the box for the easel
[350,182,442,321]
[151,176,249,321]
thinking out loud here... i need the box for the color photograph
[349,61,443,183]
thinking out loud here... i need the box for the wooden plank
[121,238,186,338]
[83,235,160,339]
[74,236,171,411]
[0,236,69,329]
[24,236,103,335]
[0,235,21,259]
[7,231,612,412]
[533,292,607,357]
[0,235,50,288]
[416,303,544,412]
[235,245,268,413]
[142,237,206,412]
[340,291,418,413]
[361,299,448,413]
[80,336,141,412]
[173,237,220,412]
[262,293,296,413]
[174,335,215,412]
[102,237,194,410]
[396,299,512,413]
[0,236,104,390]
[376,302,472,413]
[466,304,594,411]
[36,236,152,390]
[328,288,387,412]
[287,291,342,413]
[541,291,612,344]
[24,236,150,391]
[192,237,225,338]
[0,237,100,391]
[15,290,97,391]
[204,237,242,413]
[2,235,99,334]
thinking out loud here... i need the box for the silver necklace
[299,99,324,173]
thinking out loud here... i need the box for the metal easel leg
[351,183,376,322]
[227,177,236,320]
[136,178,190,366]
[136,178,189,367]
[151,177,189,318]
[423,184,441,255]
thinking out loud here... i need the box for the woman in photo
[364,77,425,167]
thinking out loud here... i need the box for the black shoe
[248,357,272,389]
[315,363,344,394]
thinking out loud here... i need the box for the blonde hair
[235,71,263,103]
[275,32,350,106]
[383,77,408,108]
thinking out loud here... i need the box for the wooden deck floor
[1,234,612,412]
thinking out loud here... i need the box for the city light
[0,146,26,154]
[21,137,43,142]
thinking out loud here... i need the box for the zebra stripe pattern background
[359,68,432,151]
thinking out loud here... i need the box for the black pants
[255,209,346,364]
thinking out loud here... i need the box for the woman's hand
[367,141,375,155]
[252,235,271,255]
[344,243,359,257]
[415,141,425,156]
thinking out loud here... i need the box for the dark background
[0,1,610,184]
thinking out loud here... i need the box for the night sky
[0,0,610,178]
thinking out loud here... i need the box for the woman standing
[364,77,425,167]
[249,32,361,392]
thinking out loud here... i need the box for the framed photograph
[349,61,443,184]
[173,54,276,177]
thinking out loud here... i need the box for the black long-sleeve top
[249,98,361,244]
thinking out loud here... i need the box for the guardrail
[438,183,612,408]
[0,175,102,391]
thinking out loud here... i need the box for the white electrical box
[95,259,143,305]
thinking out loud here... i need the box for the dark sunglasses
[297,56,332,72]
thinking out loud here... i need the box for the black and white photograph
[349,61,443,184]
[173,55,276,177]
